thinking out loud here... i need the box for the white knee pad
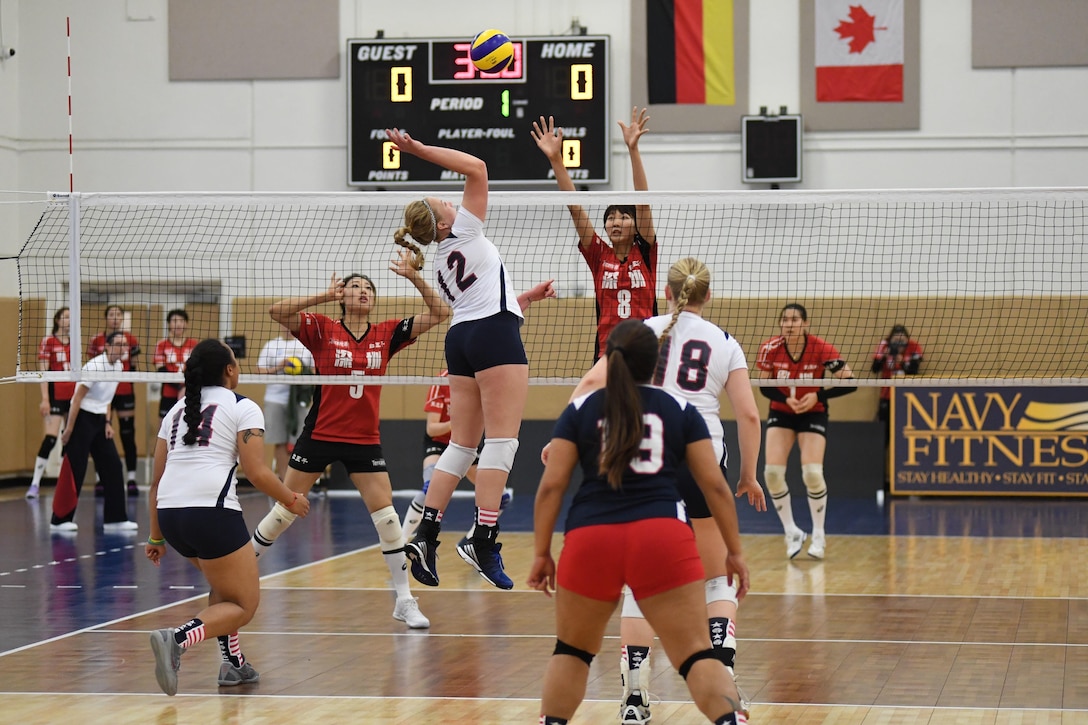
[705,575,738,607]
[370,505,405,553]
[764,464,788,497]
[435,441,477,479]
[801,463,827,496]
[621,585,645,619]
[478,437,519,473]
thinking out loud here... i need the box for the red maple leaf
[834,5,887,54]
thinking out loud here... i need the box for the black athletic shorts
[289,432,387,474]
[158,507,251,560]
[766,409,829,436]
[444,311,527,377]
[111,392,137,413]
[422,434,448,459]
[48,388,71,417]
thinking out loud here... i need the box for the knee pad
[119,416,136,437]
[764,464,788,497]
[421,462,436,492]
[478,437,519,473]
[678,648,719,680]
[621,586,645,619]
[370,505,405,553]
[554,639,595,667]
[801,463,827,497]
[38,435,58,460]
[705,576,738,607]
[434,442,477,479]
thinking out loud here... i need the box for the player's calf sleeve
[118,416,138,472]
[252,502,297,553]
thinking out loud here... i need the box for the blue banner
[890,386,1088,496]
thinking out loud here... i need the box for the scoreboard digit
[348,36,610,187]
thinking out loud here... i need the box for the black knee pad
[553,639,595,667]
[37,435,58,459]
[119,416,136,437]
[678,648,719,680]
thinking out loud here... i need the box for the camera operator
[872,325,924,484]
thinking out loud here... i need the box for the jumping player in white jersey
[145,339,309,696]
[561,258,765,724]
[388,128,529,592]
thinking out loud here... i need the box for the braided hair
[392,199,436,270]
[599,319,659,490]
[657,257,710,342]
[180,339,234,446]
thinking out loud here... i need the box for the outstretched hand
[618,107,650,149]
[385,128,424,157]
[531,116,564,160]
[390,248,423,278]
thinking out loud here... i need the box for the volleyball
[284,356,303,375]
[470,29,514,73]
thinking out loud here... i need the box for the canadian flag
[815,0,903,102]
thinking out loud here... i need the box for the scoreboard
[347,35,610,187]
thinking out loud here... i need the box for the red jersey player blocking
[251,254,448,630]
[27,307,76,499]
[87,304,141,497]
[532,108,658,360]
[154,309,198,420]
[756,303,855,560]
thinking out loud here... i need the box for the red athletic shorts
[557,518,704,601]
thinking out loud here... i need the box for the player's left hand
[736,476,767,511]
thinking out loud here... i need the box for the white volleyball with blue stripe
[470,29,514,72]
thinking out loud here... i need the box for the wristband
[148,536,166,546]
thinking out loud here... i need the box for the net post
[66,192,83,380]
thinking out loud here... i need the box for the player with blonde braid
[558,258,765,724]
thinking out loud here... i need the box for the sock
[772,491,798,531]
[709,617,736,668]
[621,644,651,705]
[417,507,443,540]
[372,506,412,599]
[540,718,568,725]
[174,618,206,648]
[402,493,426,540]
[217,633,245,668]
[252,502,298,554]
[808,491,828,534]
[475,506,499,528]
[31,457,48,488]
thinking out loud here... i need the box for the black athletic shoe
[456,535,514,590]
[404,535,440,587]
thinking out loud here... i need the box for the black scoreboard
[347,35,610,187]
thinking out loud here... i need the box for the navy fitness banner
[891,386,1088,496]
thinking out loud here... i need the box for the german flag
[647,0,735,105]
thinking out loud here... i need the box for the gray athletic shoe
[150,628,183,696]
[218,661,260,686]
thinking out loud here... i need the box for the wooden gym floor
[0,484,1086,724]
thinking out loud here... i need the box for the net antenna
[15,187,1088,389]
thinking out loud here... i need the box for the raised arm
[531,115,595,249]
[618,107,656,245]
[385,128,488,221]
[389,249,450,339]
[269,273,343,334]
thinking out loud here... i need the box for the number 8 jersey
[643,312,749,464]
[581,231,658,360]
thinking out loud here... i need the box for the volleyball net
[15,188,1088,388]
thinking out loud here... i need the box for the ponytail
[598,320,659,490]
[181,339,234,446]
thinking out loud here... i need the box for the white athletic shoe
[50,521,78,533]
[392,596,431,629]
[103,520,139,533]
[785,527,807,559]
[25,484,40,499]
[808,531,826,560]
